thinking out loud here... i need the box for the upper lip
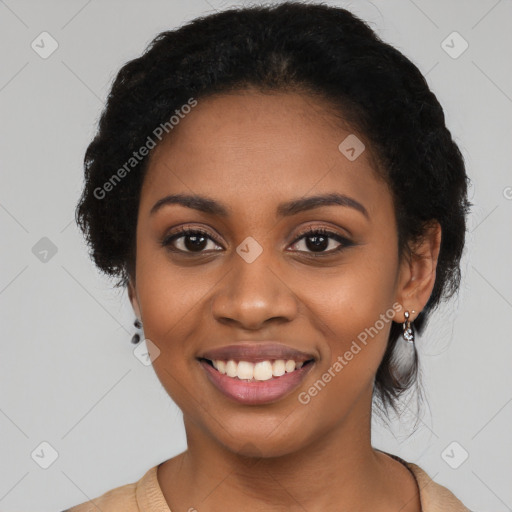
[199,342,316,363]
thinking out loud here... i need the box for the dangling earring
[402,311,414,343]
[390,309,417,384]
[131,318,143,344]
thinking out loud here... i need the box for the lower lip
[199,359,314,405]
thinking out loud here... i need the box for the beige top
[63,453,473,512]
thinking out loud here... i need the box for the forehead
[140,90,390,219]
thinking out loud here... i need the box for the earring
[402,310,414,343]
[131,318,143,344]
[390,309,417,384]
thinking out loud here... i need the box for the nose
[210,250,299,331]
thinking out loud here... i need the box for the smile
[201,358,312,381]
[198,357,315,405]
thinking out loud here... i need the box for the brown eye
[289,228,353,255]
[162,228,223,253]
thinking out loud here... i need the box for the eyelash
[161,226,353,257]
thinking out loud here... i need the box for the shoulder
[62,465,167,512]
[404,461,474,512]
[62,482,137,512]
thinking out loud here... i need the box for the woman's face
[129,90,421,457]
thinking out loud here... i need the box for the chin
[211,419,313,460]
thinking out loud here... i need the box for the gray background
[1,0,511,511]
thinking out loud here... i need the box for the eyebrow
[150,192,369,219]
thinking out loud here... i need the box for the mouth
[196,342,316,405]
[198,357,315,381]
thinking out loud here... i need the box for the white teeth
[226,360,238,378]
[217,360,226,374]
[285,359,296,373]
[253,361,273,381]
[272,359,286,377]
[210,358,309,380]
[237,361,254,380]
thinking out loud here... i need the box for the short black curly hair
[75,1,471,419]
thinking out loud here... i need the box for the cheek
[133,239,206,358]
[293,254,399,422]
[309,242,400,372]
[134,253,210,415]
[136,270,207,355]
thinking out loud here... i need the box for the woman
[66,2,472,511]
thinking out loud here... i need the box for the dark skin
[128,89,441,511]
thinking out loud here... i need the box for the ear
[395,221,442,322]
[127,279,142,320]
